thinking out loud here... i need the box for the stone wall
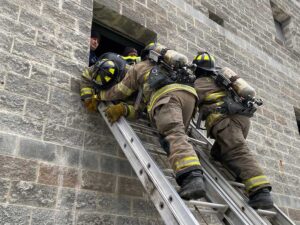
[0,0,299,224]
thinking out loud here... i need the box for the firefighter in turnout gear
[80,52,131,112]
[122,47,141,65]
[193,52,273,209]
[98,43,206,200]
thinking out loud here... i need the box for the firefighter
[193,52,273,209]
[80,52,131,112]
[89,30,101,66]
[122,47,141,65]
[98,43,206,200]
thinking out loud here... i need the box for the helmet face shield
[92,59,116,88]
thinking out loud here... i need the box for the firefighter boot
[178,170,206,200]
[248,188,274,209]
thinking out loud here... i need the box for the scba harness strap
[148,65,195,90]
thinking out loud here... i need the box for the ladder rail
[190,124,270,225]
[98,103,200,225]
[190,124,296,225]
[99,102,295,225]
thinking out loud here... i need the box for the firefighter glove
[82,68,92,80]
[104,103,128,124]
[83,95,99,112]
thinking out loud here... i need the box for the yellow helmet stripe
[109,68,115,74]
[104,76,111,82]
[204,55,210,60]
[196,55,202,60]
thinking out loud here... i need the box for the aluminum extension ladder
[98,103,295,225]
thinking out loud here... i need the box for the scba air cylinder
[222,67,256,99]
[153,44,188,67]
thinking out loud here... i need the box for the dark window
[208,11,224,26]
[92,1,157,57]
[274,19,285,42]
[270,1,291,45]
[294,107,300,134]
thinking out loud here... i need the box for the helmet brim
[196,66,221,72]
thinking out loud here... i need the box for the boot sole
[180,189,206,200]
[249,201,274,210]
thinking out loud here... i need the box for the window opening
[208,11,224,26]
[92,0,157,58]
[270,1,290,44]
[294,107,300,134]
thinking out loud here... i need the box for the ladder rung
[188,200,228,211]
[257,209,277,217]
[130,122,158,133]
[147,148,167,156]
[163,169,174,174]
[189,207,219,214]
[100,101,296,225]
[188,137,207,146]
[229,181,245,188]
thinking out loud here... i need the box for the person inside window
[122,47,141,65]
[89,30,101,66]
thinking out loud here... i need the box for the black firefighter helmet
[193,52,216,70]
[91,59,118,89]
[192,51,217,77]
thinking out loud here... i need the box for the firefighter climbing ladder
[98,103,295,225]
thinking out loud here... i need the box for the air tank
[221,67,256,99]
[153,44,188,67]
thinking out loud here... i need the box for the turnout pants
[151,91,201,179]
[210,114,271,194]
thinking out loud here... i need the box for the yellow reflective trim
[196,55,202,60]
[126,105,136,119]
[244,175,267,183]
[176,162,201,171]
[80,87,92,93]
[122,56,137,60]
[82,69,92,79]
[206,112,223,130]
[175,156,200,166]
[99,91,106,100]
[117,82,134,96]
[81,87,93,91]
[143,71,151,82]
[211,56,215,61]
[246,181,270,191]
[104,76,111,82]
[216,101,224,106]
[204,91,226,102]
[108,68,115,74]
[81,90,92,95]
[244,175,270,191]
[204,55,209,60]
[175,156,199,165]
[175,157,201,170]
[147,84,197,112]
[148,42,155,47]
